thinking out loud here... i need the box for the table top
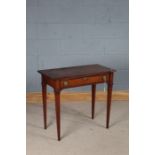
[38,64,115,80]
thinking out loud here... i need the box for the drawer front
[60,75,107,88]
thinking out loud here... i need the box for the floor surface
[27,101,129,155]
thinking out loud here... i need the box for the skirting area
[27,100,129,155]
[26,91,128,104]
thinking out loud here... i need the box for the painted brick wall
[26,0,129,92]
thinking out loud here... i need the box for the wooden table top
[38,64,115,80]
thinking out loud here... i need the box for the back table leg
[91,84,96,119]
[42,80,47,129]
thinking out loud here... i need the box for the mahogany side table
[38,64,115,141]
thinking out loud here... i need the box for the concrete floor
[27,101,128,155]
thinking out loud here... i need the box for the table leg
[106,73,113,128]
[54,90,61,141]
[42,80,47,129]
[91,84,96,119]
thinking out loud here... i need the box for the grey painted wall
[26,0,129,92]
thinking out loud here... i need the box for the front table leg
[54,90,61,141]
[106,73,113,128]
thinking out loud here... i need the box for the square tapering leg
[106,73,113,128]
[42,80,47,129]
[91,84,96,119]
[54,90,61,141]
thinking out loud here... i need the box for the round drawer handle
[83,77,88,80]
[102,76,106,81]
[64,81,68,86]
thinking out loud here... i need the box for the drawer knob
[64,81,68,86]
[83,77,88,80]
[102,76,106,81]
